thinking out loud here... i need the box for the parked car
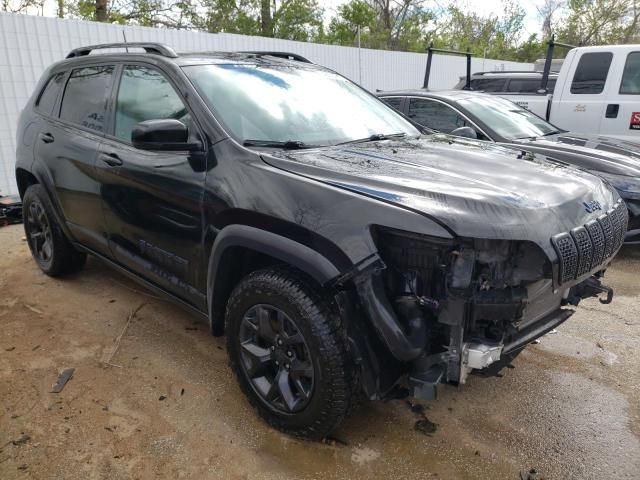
[16,43,626,439]
[477,44,640,140]
[377,90,640,244]
[453,71,559,94]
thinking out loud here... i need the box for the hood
[517,133,640,177]
[262,135,618,256]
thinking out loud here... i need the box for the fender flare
[206,224,342,333]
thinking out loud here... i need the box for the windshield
[458,95,560,140]
[183,64,419,146]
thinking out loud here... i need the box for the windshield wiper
[336,132,407,146]
[243,139,320,149]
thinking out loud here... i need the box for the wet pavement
[1,224,639,479]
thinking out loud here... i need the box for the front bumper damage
[344,222,621,402]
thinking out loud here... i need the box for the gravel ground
[1,223,639,479]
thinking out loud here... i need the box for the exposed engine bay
[349,227,615,400]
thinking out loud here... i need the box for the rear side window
[506,79,541,93]
[570,52,613,94]
[60,65,115,132]
[36,72,66,116]
[620,52,640,94]
[381,97,403,111]
[546,78,557,93]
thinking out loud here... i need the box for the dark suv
[15,43,626,439]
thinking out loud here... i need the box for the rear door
[598,49,640,140]
[98,63,207,308]
[550,50,613,134]
[34,64,115,255]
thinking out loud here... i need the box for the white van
[495,45,640,141]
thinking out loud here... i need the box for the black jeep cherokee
[15,43,626,439]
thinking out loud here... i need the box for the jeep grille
[551,201,628,284]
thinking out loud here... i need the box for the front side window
[620,52,640,94]
[570,52,613,94]
[408,98,467,133]
[183,64,419,146]
[382,97,403,111]
[60,65,114,132]
[458,95,559,140]
[36,72,66,116]
[115,65,192,142]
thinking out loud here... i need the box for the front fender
[206,224,342,334]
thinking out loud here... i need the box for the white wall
[0,12,533,195]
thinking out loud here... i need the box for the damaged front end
[349,223,620,401]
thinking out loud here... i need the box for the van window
[470,78,507,92]
[620,52,640,94]
[114,65,193,142]
[570,52,613,94]
[60,66,115,132]
[506,79,541,93]
[36,72,66,116]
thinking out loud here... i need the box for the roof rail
[473,70,550,76]
[66,43,178,59]
[241,51,312,63]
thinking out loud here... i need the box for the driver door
[98,63,207,308]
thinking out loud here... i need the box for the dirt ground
[1,224,639,480]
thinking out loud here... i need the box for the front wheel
[225,268,356,439]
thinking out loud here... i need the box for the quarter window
[570,52,613,94]
[115,65,192,142]
[408,99,467,133]
[620,52,640,94]
[60,66,114,132]
[36,72,66,116]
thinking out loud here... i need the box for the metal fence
[0,12,532,195]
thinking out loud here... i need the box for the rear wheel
[23,184,87,276]
[225,268,356,439]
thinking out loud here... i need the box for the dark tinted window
[408,98,467,133]
[547,78,557,93]
[60,66,114,132]
[506,79,542,93]
[115,65,192,142]
[36,72,66,116]
[620,52,640,94]
[570,52,613,94]
[471,78,507,92]
[382,97,403,111]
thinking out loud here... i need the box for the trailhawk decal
[630,112,640,130]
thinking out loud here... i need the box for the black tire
[225,267,356,439]
[23,184,87,277]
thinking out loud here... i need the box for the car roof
[469,71,558,78]
[50,44,323,72]
[377,89,487,102]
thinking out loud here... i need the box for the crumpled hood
[263,135,618,253]
[520,133,640,176]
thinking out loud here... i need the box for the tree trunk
[261,0,272,37]
[57,0,64,18]
[96,0,108,22]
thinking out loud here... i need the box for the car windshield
[457,95,560,140]
[183,64,419,146]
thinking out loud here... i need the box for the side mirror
[451,126,478,139]
[132,119,201,151]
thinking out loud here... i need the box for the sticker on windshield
[630,112,640,130]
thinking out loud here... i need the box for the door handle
[39,132,54,144]
[606,104,619,118]
[99,153,123,167]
